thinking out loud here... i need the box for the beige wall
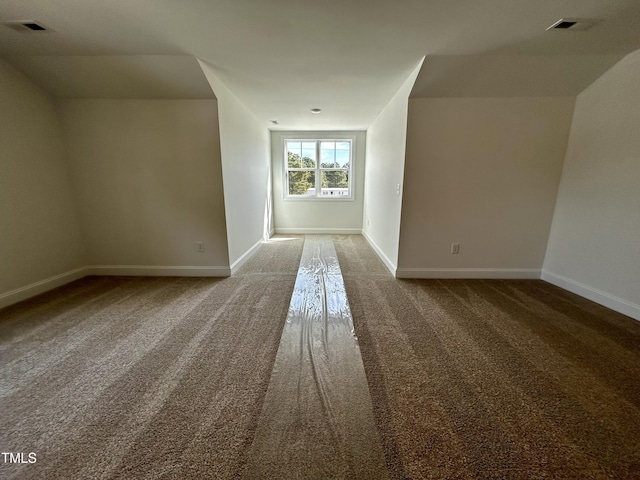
[398,97,575,278]
[543,50,640,320]
[0,58,86,305]
[363,62,422,273]
[270,131,365,234]
[58,99,229,274]
[199,61,271,269]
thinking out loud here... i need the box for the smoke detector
[547,18,601,31]
[2,21,51,32]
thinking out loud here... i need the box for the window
[285,139,352,199]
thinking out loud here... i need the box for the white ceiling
[1,0,640,130]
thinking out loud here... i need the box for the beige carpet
[3,234,640,479]
[333,234,640,479]
[0,236,304,480]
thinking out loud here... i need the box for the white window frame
[283,137,355,201]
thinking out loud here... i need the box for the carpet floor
[2,234,640,479]
[0,236,304,479]
[245,236,387,479]
[333,234,640,479]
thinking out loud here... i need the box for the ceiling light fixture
[310,108,322,114]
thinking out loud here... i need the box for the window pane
[287,152,302,168]
[320,142,336,167]
[301,142,316,167]
[289,171,316,196]
[287,142,302,168]
[335,142,350,168]
[287,141,301,153]
[321,171,349,197]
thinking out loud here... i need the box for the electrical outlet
[196,242,205,253]
[451,243,460,254]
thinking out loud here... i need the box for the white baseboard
[541,270,640,321]
[274,228,362,235]
[230,239,263,275]
[0,263,233,310]
[396,268,541,279]
[86,265,231,277]
[361,230,397,276]
[0,267,87,310]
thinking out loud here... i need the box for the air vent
[23,22,46,31]
[2,21,51,32]
[553,21,577,29]
[547,18,601,31]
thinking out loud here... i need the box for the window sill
[283,196,355,202]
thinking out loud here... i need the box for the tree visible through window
[285,140,351,198]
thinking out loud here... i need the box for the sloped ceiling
[410,55,625,98]
[1,0,640,129]
[7,55,215,99]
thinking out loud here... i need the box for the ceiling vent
[547,18,601,31]
[2,21,51,32]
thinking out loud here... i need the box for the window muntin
[285,139,352,199]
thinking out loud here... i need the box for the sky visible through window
[286,141,350,168]
[320,142,350,168]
